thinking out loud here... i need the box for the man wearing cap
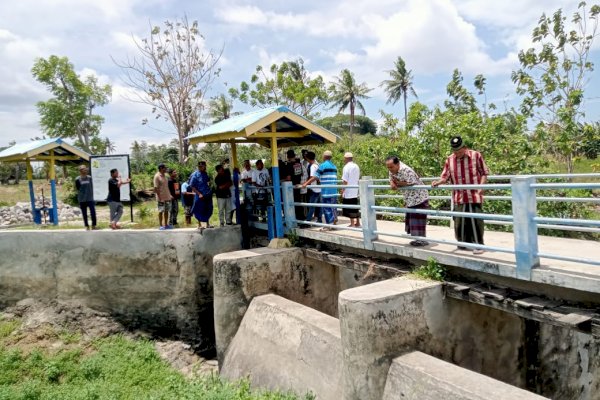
[341,152,361,227]
[386,156,429,246]
[315,150,338,230]
[154,163,173,230]
[286,149,305,220]
[432,136,490,254]
[189,161,214,230]
[75,164,97,230]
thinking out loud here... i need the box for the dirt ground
[0,299,218,377]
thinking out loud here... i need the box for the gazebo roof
[0,138,90,164]
[187,105,338,147]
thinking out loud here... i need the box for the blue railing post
[267,206,275,241]
[359,177,378,250]
[511,176,540,279]
[282,181,296,233]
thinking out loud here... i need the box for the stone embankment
[0,198,81,226]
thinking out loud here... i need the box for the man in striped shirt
[432,136,490,254]
[315,150,338,230]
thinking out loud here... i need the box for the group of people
[74,134,489,253]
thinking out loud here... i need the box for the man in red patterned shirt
[432,136,490,254]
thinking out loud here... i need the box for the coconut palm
[381,57,417,127]
[104,137,116,154]
[207,94,240,123]
[329,69,372,137]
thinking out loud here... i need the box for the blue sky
[0,0,598,152]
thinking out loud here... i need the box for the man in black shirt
[167,168,180,227]
[214,165,233,226]
[286,149,305,220]
[107,168,131,229]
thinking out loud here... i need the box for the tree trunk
[349,102,355,144]
[403,91,408,129]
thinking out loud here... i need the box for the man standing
[75,165,97,230]
[341,152,361,228]
[241,160,254,204]
[189,161,213,230]
[299,149,310,217]
[432,136,490,254]
[167,168,180,227]
[153,163,173,230]
[180,180,195,225]
[252,159,270,221]
[301,151,322,225]
[386,156,429,246]
[286,149,305,220]
[214,164,233,226]
[107,168,131,230]
[315,150,338,230]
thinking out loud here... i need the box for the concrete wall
[221,294,342,400]
[383,351,548,400]
[0,228,242,352]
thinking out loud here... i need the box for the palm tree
[474,74,487,117]
[381,57,417,128]
[329,69,372,138]
[104,137,116,154]
[207,94,240,123]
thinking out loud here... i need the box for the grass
[0,329,313,400]
[0,318,20,339]
[410,257,446,281]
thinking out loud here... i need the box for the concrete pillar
[359,176,377,250]
[511,176,539,279]
[282,181,297,232]
[338,277,443,400]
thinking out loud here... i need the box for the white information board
[90,155,131,202]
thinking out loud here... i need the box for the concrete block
[382,351,548,400]
[267,238,292,248]
[213,247,341,362]
[221,294,342,400]
[338,277,443,400]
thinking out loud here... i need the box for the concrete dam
[0,227,598,399]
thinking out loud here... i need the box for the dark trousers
[293,188,305,221]
[305,191,322,223]
[454,203,484,244]
[169,200,179,225]
[79,201,97,227]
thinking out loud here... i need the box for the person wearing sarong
[341,152,361,227]
[432,136,490,255]
[188,161,213,229]
[386,156,429,246]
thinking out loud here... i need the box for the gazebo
[187,105,338,238]
[0,138,90,225]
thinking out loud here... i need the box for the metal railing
[259,174,600,281]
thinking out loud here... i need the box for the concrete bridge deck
[295,217,600,295]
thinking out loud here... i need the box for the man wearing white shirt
[251,159,271,221]
[341,152,361,227]
[240,160,254,203]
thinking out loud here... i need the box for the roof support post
[270,122,284,238]
[49,149,58,225]
[26,159,39,225]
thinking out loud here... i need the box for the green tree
[511,2,600,172]
[316,114,377,136]
[229,58,328,118]
[381,56,418,127]
[444,69,477,114]
[116,16,222,163]
[473,74,488,116]
[104,138,116,154]
[31,56,112,153]
[328,69,372,140]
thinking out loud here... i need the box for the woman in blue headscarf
[188,161,213,229]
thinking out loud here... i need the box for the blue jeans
[79,201,97,227]
[322,196,337,224]
[305,191,322,223]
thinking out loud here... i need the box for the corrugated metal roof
[0,138,59,158]
[189,106,289,138]
[0,137,90,162]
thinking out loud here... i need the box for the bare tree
[114,17,222,163]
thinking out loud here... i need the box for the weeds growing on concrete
[411,257,446,281]
[286,229,302,247]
